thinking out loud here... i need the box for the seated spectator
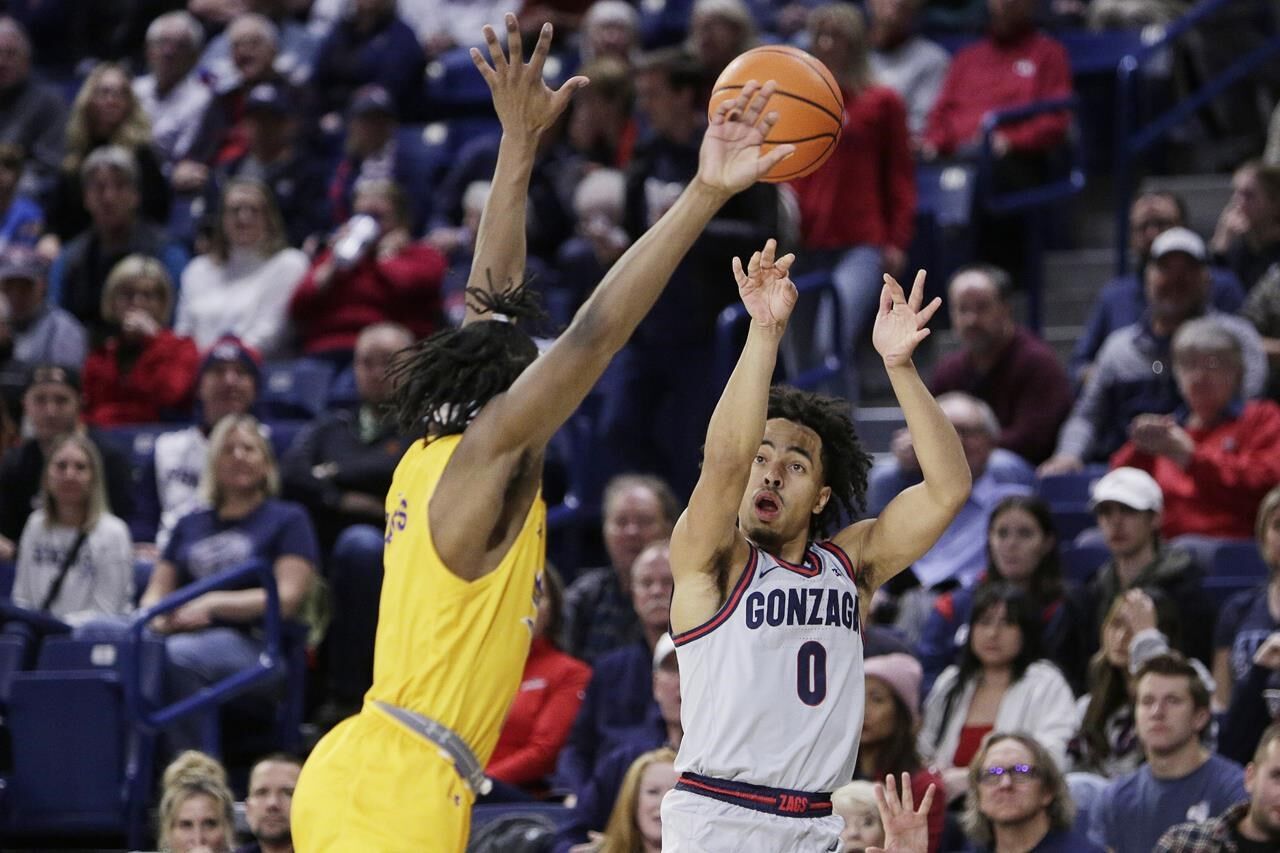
[962,732,1104,852]
[685,0,757,79]
[291,179,445,360]
[858,654,946,852]
[867,0,949,143]
[1158,720,1280,850]
[82,255,199,427]
[1212,485,1280,710]
[157,750,236,853]
[135,336,261,551]
[1112,316,1280,540]
[176,179,307,359]
[579,1,640,66]
[554,169,630,323]
[11,434,132,624]
[44,63,170,244]
[487,567,592,798]
[0,143,42,250]
[1243,258,1280,399]
[133,12,213,175]
[49,146,189,342]
[0,17,67,195]
[311,0,423,121]
[562,474,679,662]
[139,414,317,751]
[918,496,1089,695]
[1077,466,1213,665]
[558,541,675,794]
[564,58,637,172]
[0,246,85,369]
[871,393,1033,591]
[241,752,302,853]
[832,780,885,852]
[0,365,133,560]
[932,264,1072,465]
[598,747,677,853]
[1072,192,1245,385]
[1211,160,1280,294]
[1091,653,1247,852]
[199,2,320,91]
[1219,630,1280,768]
[919,584,1076,802]
[1041,227,1267,474]
[785,3,914,400]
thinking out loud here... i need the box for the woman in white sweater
[13,434,134,624]
[919,584,1077,801]
[175,179,308,358]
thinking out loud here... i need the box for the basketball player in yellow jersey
[290,14,797,851]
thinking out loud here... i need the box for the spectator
[0,290,24,424]
[1077,466,1213,666]
[139,413,317,751]
[831,780,885,852]
[133,12,213,174]
[1243,260,1280,399]
[82,255,199,427]
[0,17,66,195]
[0,245,86,370]
[685,0,757,79]
[554,169,630,324]
[487,566,592,797]
[867,0,949,142]
[0,142,42,250]
[1091,653,1247,852]
[919,584,1076,802]
[858,654,946,852]
[199,1,320,90]
[558,541,675,794]
[1158,720,1280,850]
[1211,160,1280,294]
[239,752,302,853]
[44,63,170,244]
[157,750,236,853]
[176,178,307,359]
[0,364,134,559]
[1072,192,1245,385]
[11,434,132,624]
[397,0,505,59]
[1219,631,1280,768]
[311,0,423,120]
[962,732,1103,852]
[48,146,189,342]
[135,336,261,551]
[785,3,914,401]
[579,1,640,66]
[932,264,1072,465]
[598,747,677,853]
[918,496,1089,695]
[1112,316,1280,540]
[564,58,637,172]
[1041,227,1267,473]
[562,474,679,663]
[1211,485,1280,709]
[292,179,444,360]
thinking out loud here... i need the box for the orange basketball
[708,45,844,183]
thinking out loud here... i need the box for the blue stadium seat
[1037,467,1107,509]
[1058,29,1145,76]
[264,419,309,459]
[1210,541,1268,578]
[0,632,30,706]
[0,558,13,599]
[259,359,336,421]
[1203,575,1261,608]
[423,47,495,115]
[1061,542,1109,585]
[1051,506,1096,543]
[327,365,359,410]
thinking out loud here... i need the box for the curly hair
[766,385,871,539]
[387,280,548,439]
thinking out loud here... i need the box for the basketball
[708,45,844,183]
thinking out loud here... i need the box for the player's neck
[992,811,1051,852]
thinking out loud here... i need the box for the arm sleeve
[276,504,321,566]
[84,519,134,618]
[1055,341,1113,460]
[11,517,38,609]
[278,420,341,512]
[488,661,592,784]
[1219,661,1275,765]
[1000,41,1073,153]
[881,93,916,251]
[1182,404,1280,504]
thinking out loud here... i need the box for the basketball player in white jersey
[664,240,969,851]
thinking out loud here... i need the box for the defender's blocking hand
[696,80,795,197]
[470,14,588,139]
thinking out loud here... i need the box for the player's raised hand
[697,80,795,197]
[873,270,941,369]
[470,14,588,139]
[732,238,797,330]
[867,773,934,853]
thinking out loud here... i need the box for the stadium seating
[1061,542,1110,585]
[259,358,337,421]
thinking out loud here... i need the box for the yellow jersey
[368,433,546,764]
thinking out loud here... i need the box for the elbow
[277,569,314,620]
[565,303,624,355]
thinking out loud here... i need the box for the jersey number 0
[797,641,827,706]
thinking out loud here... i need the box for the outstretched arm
[670,241,796,612]
[833,272,969,590]
[463,15,587,325]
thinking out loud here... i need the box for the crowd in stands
[0,0,1279,850]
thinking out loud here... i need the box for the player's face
[838,802,885,850]
[738,419,831,549]
[604,485,672,580]
[860,676,898,745]
[1245,741,1280,840]
[948,273,1010,356]
[245,760,298,843]
[970,601,1022,670]
[635,760,677,847]
[1094,502,1157,560]
[1135,672,1209,757]
[631,546,674,635]
[988,507,1051,585]
[170,793,229,852]
[976,739,1051,828]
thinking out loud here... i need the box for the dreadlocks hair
[387,278,548,439]
[767,385,871,539]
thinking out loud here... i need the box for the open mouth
[754,492,781,520]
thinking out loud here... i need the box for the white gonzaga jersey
[674,541,865,792]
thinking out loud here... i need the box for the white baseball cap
[653,633,677,669]
[1089,467,1164,513]
[1150,227,1207,263]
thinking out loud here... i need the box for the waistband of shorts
[370,700,492,796]
[675,772,833,818]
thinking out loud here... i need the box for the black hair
[983,495,1064,607]
[766,385,871,539]
[635,46,705,97]
[387,280,547,439]
[1139,188,1190,224]
[863,680,924,778]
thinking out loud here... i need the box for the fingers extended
[529,21,553,75]
[741,80,778,126]
[482,25,506,69]
[505,13,523,66]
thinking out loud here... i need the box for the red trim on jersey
[671,547,758,647]
[816,540,860,583]
[768,546,822,578]
[675,772,834,818]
